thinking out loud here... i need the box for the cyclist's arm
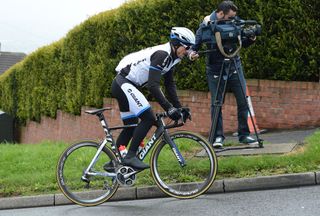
[163,70,182,108]
[146,50,172,111]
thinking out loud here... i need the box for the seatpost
[97,113,112,138]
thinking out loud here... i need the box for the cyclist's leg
[111,77,139,147]
[103,79,134,172]
[116,117,138,148]
[127,108,155,155]
[122,109,155,170]
[114,76,153,169]
[103,115,138,172]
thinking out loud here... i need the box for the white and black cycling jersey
[115,42,181,87]
[114,42,182,111]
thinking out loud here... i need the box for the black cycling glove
[166,107,182,121]
[181,107,191,122]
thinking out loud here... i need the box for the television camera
[199,17,262,57]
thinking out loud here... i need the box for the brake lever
[180,108,192,123]
[179,113,186,125]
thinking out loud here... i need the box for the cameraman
[191,0,258,148]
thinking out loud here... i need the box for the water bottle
[119,145,127,158]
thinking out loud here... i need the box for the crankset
[116,166,138,187]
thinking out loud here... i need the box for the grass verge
[0,130,319,197]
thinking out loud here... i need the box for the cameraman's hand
[166,107,182,121]
[187,51,199,61]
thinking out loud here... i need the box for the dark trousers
[206,62,250,141]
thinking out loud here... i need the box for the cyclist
[105,27,195,170]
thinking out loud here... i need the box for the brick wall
[18,79,320,144]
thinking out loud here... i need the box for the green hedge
[0,0,319,123]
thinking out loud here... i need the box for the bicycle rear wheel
[150,131,217,199]
[56,140,119,206]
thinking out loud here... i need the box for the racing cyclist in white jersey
[105,27,197,170]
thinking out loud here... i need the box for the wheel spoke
[151,131,217,199]
[56,141,119,206]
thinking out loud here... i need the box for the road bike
[56,107,218,206]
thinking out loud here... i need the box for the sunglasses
[182,44,191,50]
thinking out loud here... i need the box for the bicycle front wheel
[150,131,217,199]
[56,140,119,206]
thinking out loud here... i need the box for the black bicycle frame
[98,111,186,167]
[137,116,186,166]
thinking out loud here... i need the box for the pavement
[215,128,319,156]
[0,128,319,210]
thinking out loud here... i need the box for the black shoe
[212,137,224,148]
[103,161,115,173]
[239,136,259,145]
[122,156,150,170]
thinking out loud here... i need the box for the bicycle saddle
[85,107,112,115]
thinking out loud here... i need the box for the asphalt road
[1,185,320,216]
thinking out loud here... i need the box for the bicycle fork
[163,130,186,167]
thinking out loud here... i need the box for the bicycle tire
[150,131,218,199]
[56,140,119,206]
